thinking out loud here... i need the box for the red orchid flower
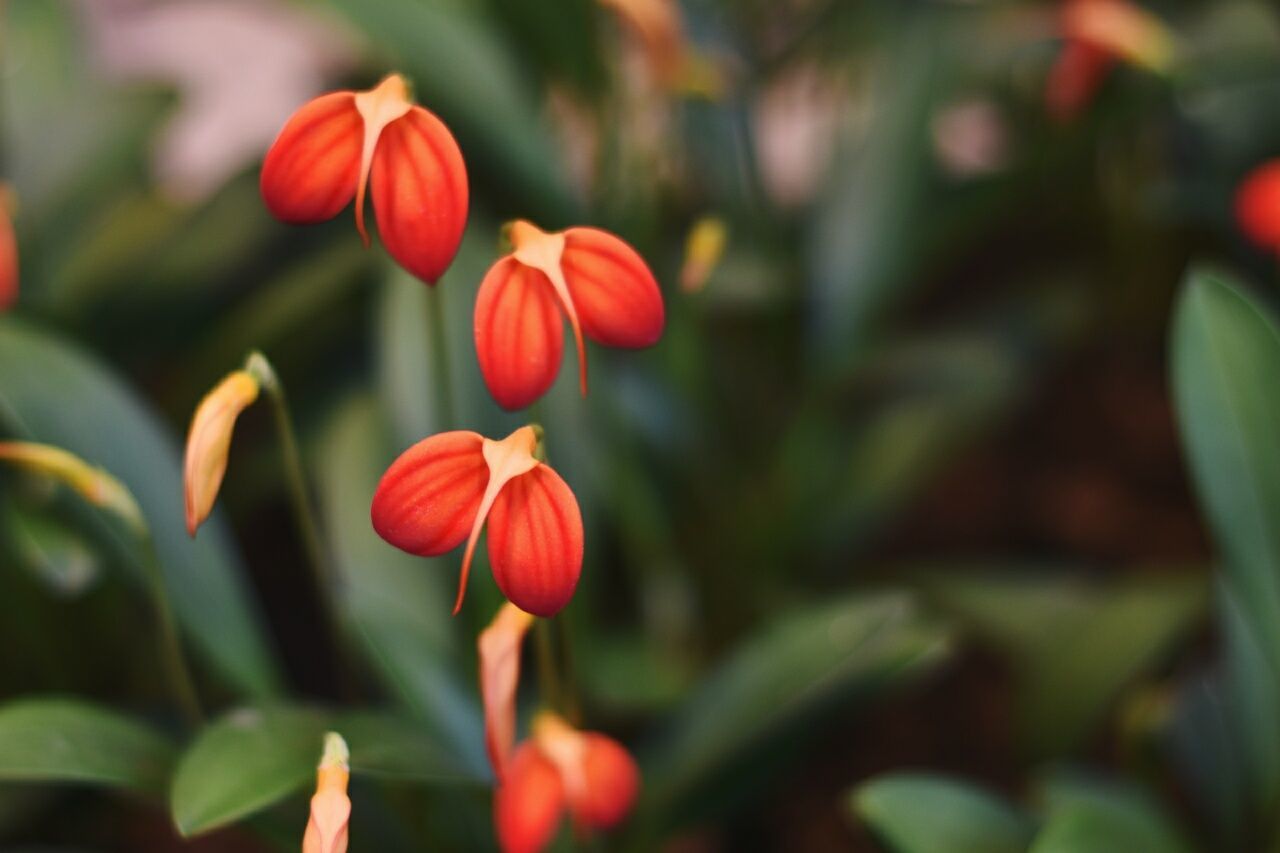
[371,426,583,617]
[1045,0,1173,123]
[0,196,17,311]
[474,220,665,411]
[260,73,467,285]
[1235,160,1280,253]
[494,713,640,853]
[480,602,535,780]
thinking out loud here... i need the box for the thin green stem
[555,615,581,726]
[534,618,564,714]
[246,353,350,680]
[425,284,456,430]
[141,540,202,726]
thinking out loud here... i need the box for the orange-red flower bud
[260,73,468,285]
[1046,0,1173,122]
[494,714,639,853]
[0,193,16,311]
[183,369,261,537]
[1236,160,1280,252]
[480,603,536,779]
[302,732,351,853]
[494,741,566,853]
[370,426,584,617]
[474,220,665,410]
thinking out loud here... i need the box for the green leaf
[171,707,328,837]
[1170,267,1280,674]
[339,711,489,784]
[637,591,950,829]
[1030,770,1192,853]
[171,706,488,837]
[0,319,280,698]
[0,698,174,795]
[852,773,1034,853]
[5,502,101,596]
[1170,267,1280,827]
[314,395,486,775]
[920,571,1204,758]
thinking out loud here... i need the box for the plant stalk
[425,284,456,430]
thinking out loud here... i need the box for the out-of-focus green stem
[534,618,565,715]
[141,539,202,726]
[425,284,456,430]
[245,353,347,659]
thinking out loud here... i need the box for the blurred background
[5,0,1280,850]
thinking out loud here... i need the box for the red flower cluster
[263,70,654,851]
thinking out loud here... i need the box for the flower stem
[425,284,456,430]
[534,617,564,715]
[141,539,202,726]
[246,353,347,667]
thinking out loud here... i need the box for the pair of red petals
[371,426,583,618]
[260,74,467,285]
[495,715,640,853]
[476,220,665,411]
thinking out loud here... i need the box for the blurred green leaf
[1170,266,1280,831]
[0,319,280,698]
[315,394,485,775]
[637,591,950,830]
[340,711,488,784]
[1171,267,1280,673]
[852,773,1034,853]
[1030,770,1192,853]
[920,571,1205,758]
[5,502,101,597]
[0,698,174,796]
[171,706,327,837]
[171,706,487,837]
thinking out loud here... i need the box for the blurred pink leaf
[78,0,356,204]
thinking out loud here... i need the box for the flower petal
[371,431,488,557]
[480,603,536,780]
[487,465,583,618]
[184,371,260,536]
[475,257,565,411]
[0,203,16,311]
[370,105,469,285]
[570,734,640,829]
[560,227,664,348]
[494,741,565,853]
[1236,161,1280,251]
[1045,40,1114,123]
[260,92,362,224]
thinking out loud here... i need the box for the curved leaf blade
[852,773,1033,853]
[0,698,174,795]
[0,319,280,698]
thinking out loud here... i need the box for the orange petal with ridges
[260,92,362,224]
[370,431,488,557]
[487,465,583,618]
[479,603,536,779]
[561,227,664,348]
[494,741,566,853]
[371,105,469,285]
[571,734,640,829]
[475,257,566,411]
